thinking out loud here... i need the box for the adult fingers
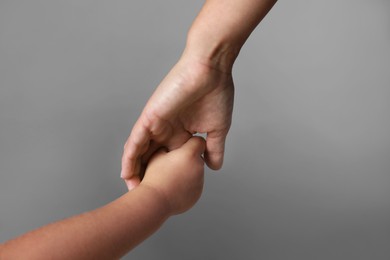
[141,141,163,165]
[204,131,226,170]
[121,118,150,179]
[124,176,141,191]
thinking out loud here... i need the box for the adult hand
[121,54,234,188]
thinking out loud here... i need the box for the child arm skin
[0,137,206,260]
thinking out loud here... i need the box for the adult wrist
[183,30,240,74]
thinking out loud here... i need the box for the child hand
[128,137,206,215]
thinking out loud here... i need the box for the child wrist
[138,184,173,217]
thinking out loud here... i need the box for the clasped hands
[121,53,234,191]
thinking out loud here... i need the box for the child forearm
[0,185,170,260]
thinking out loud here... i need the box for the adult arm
[122,0,278,186]
[186,0,278,72]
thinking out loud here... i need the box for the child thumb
[182,136,206,156]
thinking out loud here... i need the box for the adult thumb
[204,132,226,170]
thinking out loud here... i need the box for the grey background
[1,0,389,259]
